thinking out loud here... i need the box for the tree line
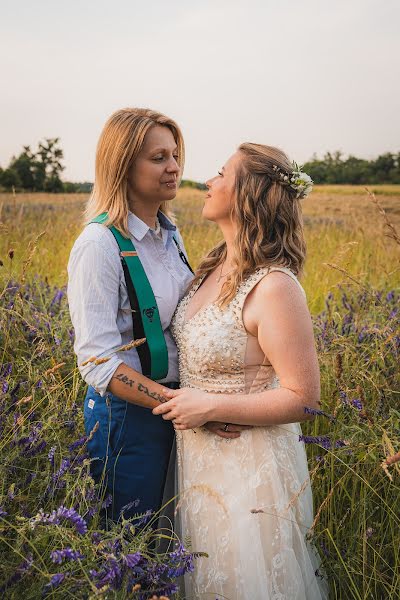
[1,140,399,192]
[303,151,400,185]
[0,138,92,193]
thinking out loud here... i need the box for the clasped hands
[152,387,252,439]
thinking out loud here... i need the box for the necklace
[216,262,235,283]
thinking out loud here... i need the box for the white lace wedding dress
[171,267,329,600]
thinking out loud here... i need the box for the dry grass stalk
[310,473,347,531]
[334,353,343,380]
[16,395,33,406]
[80,356,111,366]
[323,262,370,292]
[366,187,400,245]
[118,337,146,352]
[385,450,400,466]
[87,421,99,442]
[80,338,146,366]
[21,231,46,282]
[43,362,65,377]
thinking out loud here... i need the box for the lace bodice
[172,266,305,394]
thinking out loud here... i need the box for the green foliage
[304,151,400,185]
[63,181,93,193]
[0,139,65,193]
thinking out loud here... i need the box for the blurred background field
[1,185,399,313]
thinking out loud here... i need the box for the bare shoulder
[251,270,306,307]
[243,270,308,334]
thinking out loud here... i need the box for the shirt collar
[127,210,176,242]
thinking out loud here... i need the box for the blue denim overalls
[83,383,177,524]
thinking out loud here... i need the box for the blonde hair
[194,143,306,306]
[85,107,185,236]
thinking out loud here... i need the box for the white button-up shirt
[67,211,194,396]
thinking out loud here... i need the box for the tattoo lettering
[138,382,167,404]
[114,373,135,388]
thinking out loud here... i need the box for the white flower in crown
[289,162,313,199]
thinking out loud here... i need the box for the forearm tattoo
[113,373,135,388]
[138,382,167,404]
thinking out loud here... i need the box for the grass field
[0,186,399,598]
[1,185,400,313]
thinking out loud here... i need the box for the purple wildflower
[68,435,87,452]
[52,458,71,482]
[85,487,97,504]
[134,509,154,527]
[50,548,84,564]
[32,505,88,535]
[48,446,56,465]
[25,439,47,457]
[91,532,101,545]
[43,572,67,594]
[299,435,332,449]
[0,362,12,378]
[18,422,43,448]
[121,498,140,514]
[101,494,113,509]
[93,558,123,590]
[23,472,36,486]
[304,406,335,420]
[0,553,33,593]
[166,542,195,578]
[2,380,9,394]
[351,398,363,411]
[0,506,7,517]
[123,553,142,568]
[50,289,64,306]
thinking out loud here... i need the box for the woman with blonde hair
[154,144,329,598]
[67,108,247,525]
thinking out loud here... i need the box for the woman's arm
[107,363,168,409]
[68,234,168,409]
[153,272,320,428]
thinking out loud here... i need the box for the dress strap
[231,266,306,328]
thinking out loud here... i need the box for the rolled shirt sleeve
[67,239,123,396]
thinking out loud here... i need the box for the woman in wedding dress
[154,143,329,599]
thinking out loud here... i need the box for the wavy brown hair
[85,107,184,236]
[194,143,307,307]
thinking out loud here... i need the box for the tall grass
[0,186,399,598]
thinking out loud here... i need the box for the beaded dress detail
[171,267,328,600]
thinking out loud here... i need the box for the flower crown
[272,162,313,199]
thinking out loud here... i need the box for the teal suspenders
[90,212,192,381]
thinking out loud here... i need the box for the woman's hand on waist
[203,421,253,439]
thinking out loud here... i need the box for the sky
[1,0,399,183]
